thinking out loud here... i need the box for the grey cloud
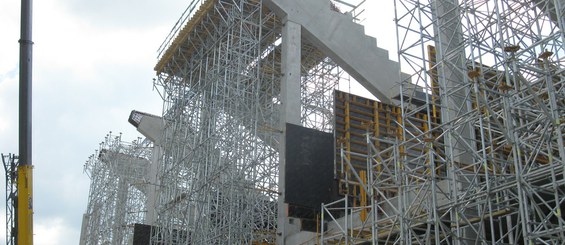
[60,0,188,29]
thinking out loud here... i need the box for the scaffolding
[318,1,562,244]
[152,0,351,243]
[80,133,153,245]
[320,2,564,242]
[77,0,565,243]
[2,154,17,245]
[391,0,565,243]
[323,91,422,244]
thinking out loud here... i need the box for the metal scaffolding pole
[79,133,152,245]
[152,0,348,243]
[2,154,18,245]
[153,1,281,243]
[319,1,563,243]
[394,0,565,243]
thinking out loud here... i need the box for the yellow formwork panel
[155,0,217,73]
[335,90,437,201]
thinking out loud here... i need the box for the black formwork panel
[133,223,152,245]
[285,123,338,217]
[134,224,190,245]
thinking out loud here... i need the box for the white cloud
[0,208,5,244]
[0,1,20,152]
[59,0,188,29]
[0,1,19,75]
[0,76,18,144]
[0,211,80,245]
[35,217,78,245]
[0,0,186,244]
[364,1,398,61]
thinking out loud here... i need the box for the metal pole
[18,0,34,244]
[19,0,33,165]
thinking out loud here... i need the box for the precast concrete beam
[128,110,165,226]
[128,110,165,145]
[98,150,150,182]
[265,0,408,104]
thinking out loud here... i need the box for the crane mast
[17,0,34,244]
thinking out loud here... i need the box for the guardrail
[330,0,366,22]
[157,0,206,60]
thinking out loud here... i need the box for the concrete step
[265,0,409,104]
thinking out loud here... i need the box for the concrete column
[128,111,165,226]
[431,0,476,242]
[280,20,302,126]
[112,178,129,245]
[78,213,89,245]
[145,145,161,225]
[277,18,301,245]
[432,0,473,163]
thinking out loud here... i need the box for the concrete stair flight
[264,0,408,104]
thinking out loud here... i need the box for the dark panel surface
[285,123,337,211]
[133,223,152,245]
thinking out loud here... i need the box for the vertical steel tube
[19,0,33,166]
[17,165,33,245]
[18,0,34,244]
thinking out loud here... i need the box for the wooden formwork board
[334,91,434,197]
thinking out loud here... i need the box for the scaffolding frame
[392,0,565,243]
[78,0,564,244]
[301,54,344,133]
[2,154,17,245]
[324,92,421,244]
[152,0,350,243]
[80,133,152,245]
[322,134,403,244]
[153,1,281,243]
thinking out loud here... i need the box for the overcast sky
[0,1,396,244]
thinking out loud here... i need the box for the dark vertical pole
[18,0,34,244]
[19,0,33,166]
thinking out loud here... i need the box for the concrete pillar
[431,0,476,242]
[432,1,474,161]
[128,111,165,226]
[145,145,161,225]
[277,18,301,245]
[78,213,89,245]
[280,20,302,126]
[113,178,129,245]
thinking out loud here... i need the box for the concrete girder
[264,0,408,104]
